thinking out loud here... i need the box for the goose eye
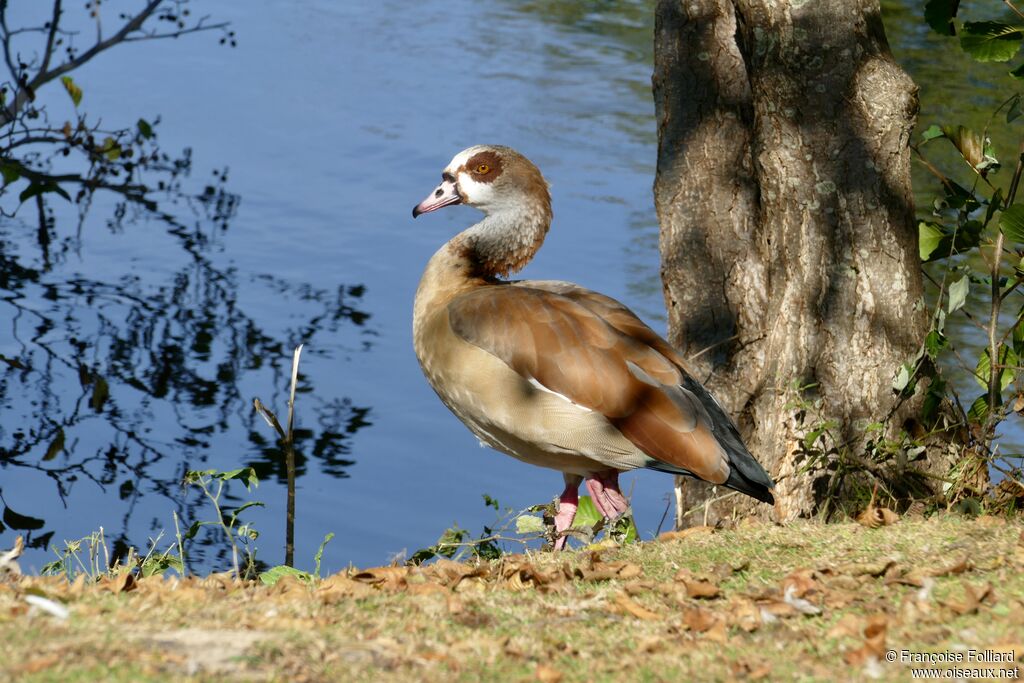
[474,163,490,174]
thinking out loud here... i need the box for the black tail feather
[678,373,776,505]
[724,466,775,504]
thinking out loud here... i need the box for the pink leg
[553,474,582,551]
[585,470,629,520]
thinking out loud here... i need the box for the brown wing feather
[447,285,730,483]
[517,280,692,371]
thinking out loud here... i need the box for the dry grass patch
[1,515,1023,681]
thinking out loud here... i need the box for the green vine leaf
[59,76,82,106]
[921,124,945,141]
[960,22,1024,63]
[919,221,945,261]
[948,276,969,313]
[924,0,958,36]
[974,344,1018,391]
[999,203,1024,242]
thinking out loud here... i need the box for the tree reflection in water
[1,171,373,569]
[0,4,372,571]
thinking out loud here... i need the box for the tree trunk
[653,0,954,527]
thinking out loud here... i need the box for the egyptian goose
[412,145,774,549]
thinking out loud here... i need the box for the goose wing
[447,284,774,502]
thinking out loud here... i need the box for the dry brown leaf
[729,599,762,632]
[623,580,661,597]
[674,568,721,599]
[823,589,860,609]
[14,654,60,675]
[781,568,821,599]
[613,593,661,621]
[499,559,565,591]
[834,559,895,577]
[446,594,465,615]
[943,582,993,616]
[106,572,137,594]
[657,526,715,542]
[269,573,305,595]
[928,556,972,577]
[731,660,772,681]
[844,614,888,666]
[857,485,899,528]
[682,606,718,633]
[827,613,864,639]
[429,559,490,588]
[317,574,375,602]
[574,560,643,583]
[703,619,729,643]
[638,636,665,653]
[406,582,448,596]
[757,599,800,619]
[975,514,1006,527]
[536,664,563,683]
[68,573,87,597]
[351,566,409,592]
[0,535,24,575]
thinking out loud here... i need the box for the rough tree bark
[653,0,955,527]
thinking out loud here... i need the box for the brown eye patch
[462,151,502,183]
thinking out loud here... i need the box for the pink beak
[412,178,461,217]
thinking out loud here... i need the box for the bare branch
[38,0,63,76]
[0,1,20,86]
[1,1,228,126]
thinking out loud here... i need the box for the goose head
[412,145,550,218]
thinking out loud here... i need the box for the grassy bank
[1,515,1022,682]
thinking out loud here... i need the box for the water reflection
[0,158,373,571]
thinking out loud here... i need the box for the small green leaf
[42,427,64,462]
[960,22,1024,62]
[515,514,545,535]
[974,344,1017,390]
[314,532,334,577]
[919,221,946,261]
[610,515,638,544]
[60,76,82,106]
[141,555,183,578]
[1014,313,1024,357]
[924,0,958,36]
[893,363,911,393]
[227,500,265,526]
[925,329,948,359]
[482,494,499,511]
[572,495,603,529]
[922,375,946,425]
[1000,204,1024,242]
[948,276,969,313]
[137,118,153,139]
[259,565,311,586]
[967,393,990,423]
[921,124,945,141]
[217,467,259,490]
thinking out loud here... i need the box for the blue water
[1,0,1018,575]
[0,0,667,573]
